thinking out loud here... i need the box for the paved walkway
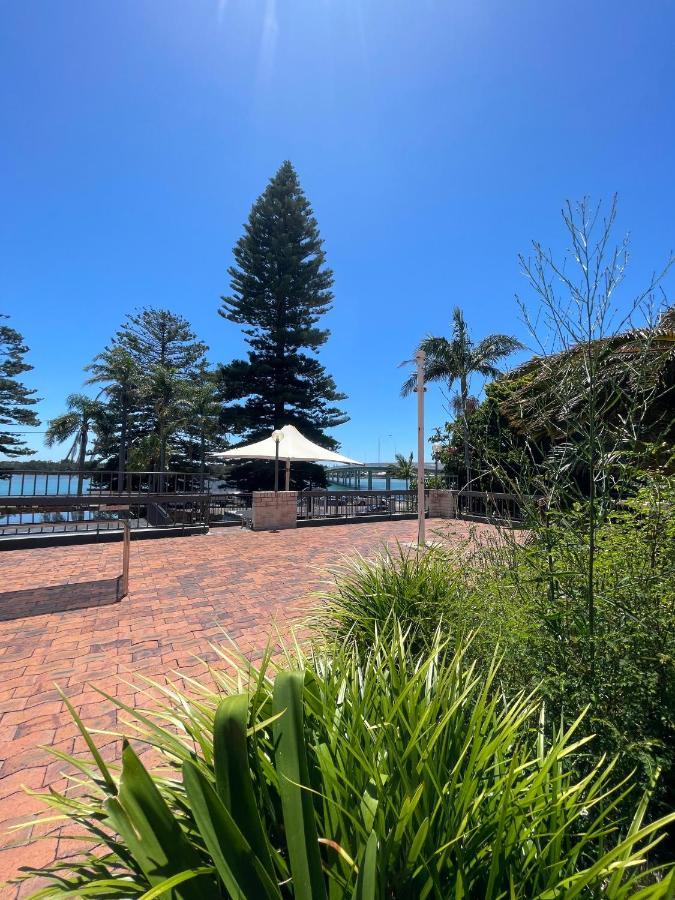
[0,518,482,894]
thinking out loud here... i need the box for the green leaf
[359,783,378,834]
[272,669,327,900]
[213,694,276,880]
[352,830,378,900]
[182,760,282,899]
[56,686,116,793]
[138,867,216,900]
[103,741,212,899]
[407,817,429,867]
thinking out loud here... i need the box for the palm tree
[402,307,523,488]
[147,365,188,475]
[184,379,222,479]
[85,346,142,490]
[44,394,104,495]
[389,452,415,489]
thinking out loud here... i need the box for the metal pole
[285,459,290,491]
[274,442,279,493]
[121,520,130,598]
[416,349,426,547]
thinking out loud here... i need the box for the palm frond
[401,312,522,401]
[44,412,81,447]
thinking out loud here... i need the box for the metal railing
[0,470,217,537]
[207,493,253,527]
[455,490,523,523]
[0,469,212,498]
[0,469,524,536]
[298,490,420,522]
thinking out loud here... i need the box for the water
[0,473,92,496]
[0,473,94,527]
[327,477,410,491]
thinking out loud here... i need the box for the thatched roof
[494,308,675,441]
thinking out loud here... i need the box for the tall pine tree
[94,308,210,471]
[219,161,347,487]
[113,308,208,373]
[0,314,40,457]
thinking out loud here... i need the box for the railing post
[120,520,130,598]
[204,479,211,529]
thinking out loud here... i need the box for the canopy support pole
[285,459,291,491]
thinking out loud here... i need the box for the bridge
[323,461,438,490]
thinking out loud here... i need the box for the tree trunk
[273,310,285,426]
[158,422,167,492]
[76,423,88,496]
[118,399,128,492]
[460,373,471,489]
[273,377,284,428]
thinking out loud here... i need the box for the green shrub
[519,475,675,802]
[315,543,471,653]
[317,539,542,692]
[14,628,675,898]
[319,475,675,814]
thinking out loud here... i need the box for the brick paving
[0,517,483,894]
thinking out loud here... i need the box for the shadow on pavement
[0,577,123,621]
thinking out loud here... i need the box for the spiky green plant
[315,541,538,671]
[12,628,675,898]
[315,543,465,654]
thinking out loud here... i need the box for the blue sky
[2,0,674,462]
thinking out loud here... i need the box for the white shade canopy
[211,424,362,465]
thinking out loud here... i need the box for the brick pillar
[251,491,298,531]
[427,489,457,518]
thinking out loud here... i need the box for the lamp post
[272,429,284,493]
[415,350,426,547]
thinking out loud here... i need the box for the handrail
[4,513,131,597]
[0,470,215,498]
[0,472,207,477]
[298,489,422,521]
[0,471,215,537]
[455,489,523,522]
[456,489,522,500]
[301,489,418,495]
